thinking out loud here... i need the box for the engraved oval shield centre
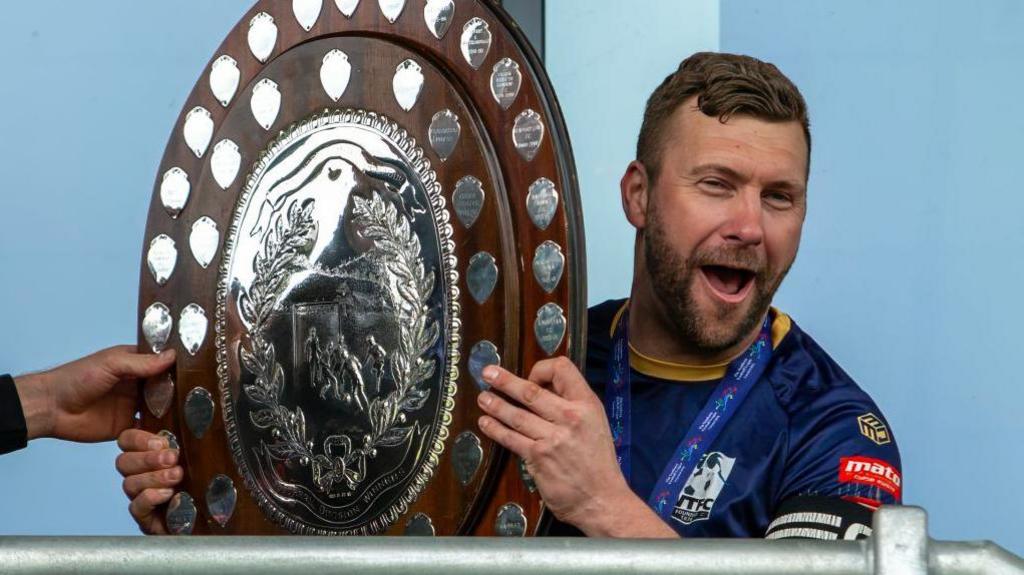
[217,109,458,535]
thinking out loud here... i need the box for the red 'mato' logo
[839,456,901,500]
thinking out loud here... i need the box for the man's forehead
[667,105,809,182]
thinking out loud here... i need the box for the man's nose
[721,191,765,246]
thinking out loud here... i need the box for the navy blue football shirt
[544,300,902,539]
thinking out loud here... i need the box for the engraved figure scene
[222,115,453,532]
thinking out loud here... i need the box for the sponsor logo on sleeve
[856,413,891,445]
[839,456,901,500]
[671,452,736,525]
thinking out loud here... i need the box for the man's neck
[627,282,764,367]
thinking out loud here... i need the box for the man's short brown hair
[636,52,811,181]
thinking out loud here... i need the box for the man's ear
[621,160,650,230]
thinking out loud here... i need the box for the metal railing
[0,507,1020,574]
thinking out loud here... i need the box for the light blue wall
[0,1,252,535]
[717,0,1023,553]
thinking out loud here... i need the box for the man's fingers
[123,467,184,498]
[117,429,164,452]
[478,415,533,459]
[478,391,556,440]
[527,357,592,400]
[116,449,179,477]
[104,346,176,379]
[129,488,173,535]
[481,366,567,421]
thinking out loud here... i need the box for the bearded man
[116,52,901,539]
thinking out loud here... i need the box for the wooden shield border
[137,0,585,536]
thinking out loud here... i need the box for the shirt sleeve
[777,384,903,512]
[0,374,29,455]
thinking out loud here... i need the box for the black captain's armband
[765,496,876,540]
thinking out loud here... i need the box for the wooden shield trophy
[136,0,584,536]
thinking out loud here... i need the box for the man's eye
[764,191,793,207]
[700,179,727,191]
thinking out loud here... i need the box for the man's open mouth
[699,265,756,303]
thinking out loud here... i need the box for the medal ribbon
[604,304,773,522]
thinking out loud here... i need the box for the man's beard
[643,209,790,355]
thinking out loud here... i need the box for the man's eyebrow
[690,163,804,192]
[690,163,745,181]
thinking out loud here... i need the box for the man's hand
[116,428,183,534]
[476,357,677,538]
[14,346,175,442]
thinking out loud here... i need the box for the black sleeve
[764,496,875,540]
[0,374,29,455]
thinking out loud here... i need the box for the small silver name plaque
[490,58,521,110]
[513,109,545,162]
[248,12,278,63]
[534,303,566,356]
[424,0,455,40]
[452,175,485,229]
[160,167,191,218]
[183,107,213,159]
[293,0,323,32]
[320,49,352,102]
[206,474,237,528]
[460,18,492,69]
[428,109,461,162]
[526,177,558,230]
[467,252,498,304]
[393,59,424,112]
[209,55,240,107]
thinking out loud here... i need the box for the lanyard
[604,305,773,522]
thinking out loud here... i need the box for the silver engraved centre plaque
[216,109,459,535]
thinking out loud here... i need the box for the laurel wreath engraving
[237,191,438,494]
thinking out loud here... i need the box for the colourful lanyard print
[605,305,773,522]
